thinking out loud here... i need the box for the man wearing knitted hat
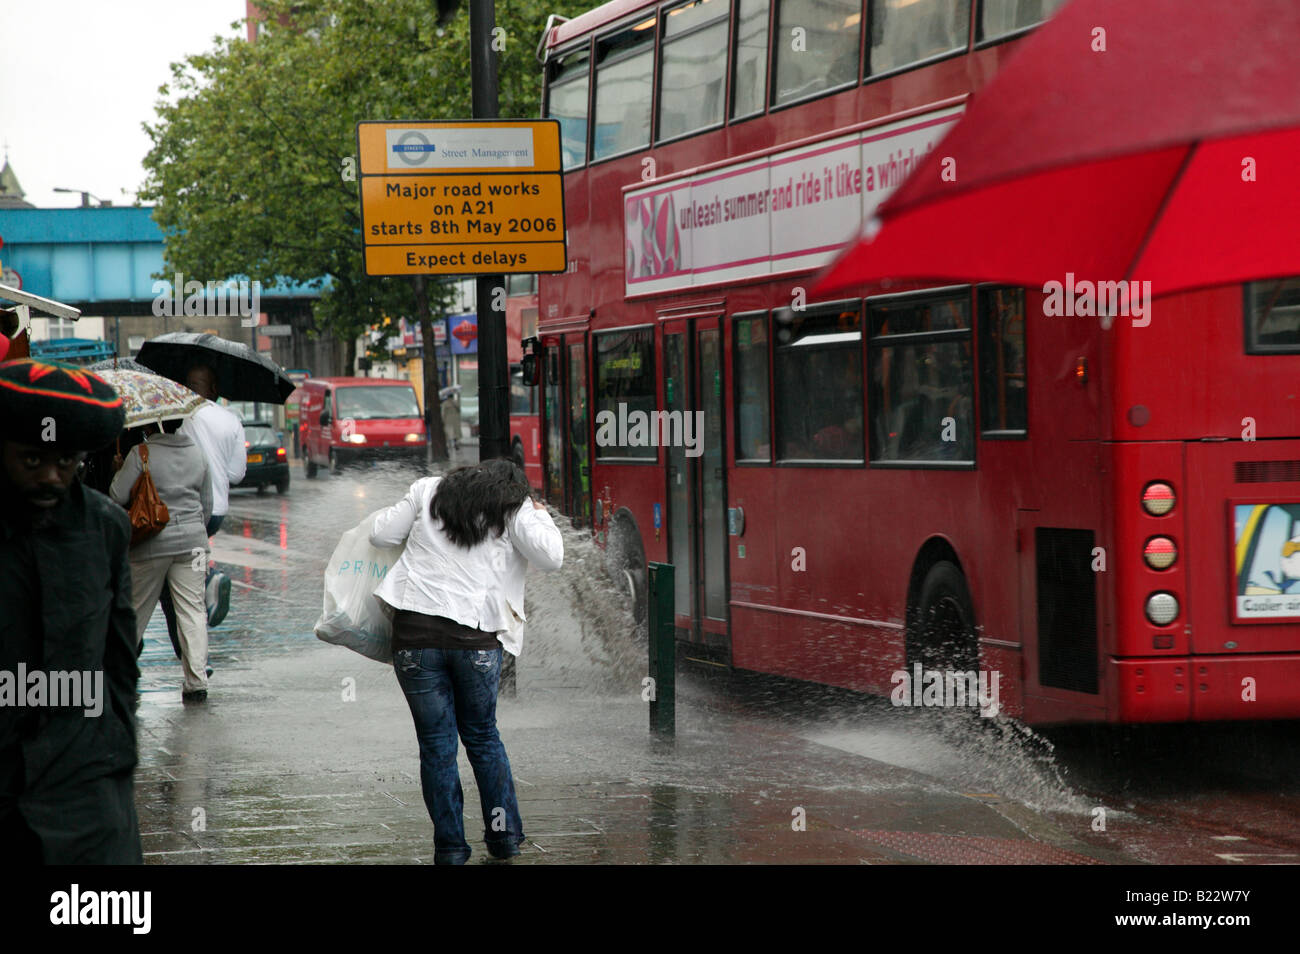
[0,359,143,864]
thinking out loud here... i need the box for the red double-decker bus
[506,274,544,489]
[536,0,1300,724]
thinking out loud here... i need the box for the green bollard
[647,562,675,738]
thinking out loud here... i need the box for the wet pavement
[131,459,1300,865]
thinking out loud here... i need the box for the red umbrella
[812,0,1300,300]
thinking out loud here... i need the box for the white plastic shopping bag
[314,510,405,663]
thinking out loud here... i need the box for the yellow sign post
[356,120,566,276]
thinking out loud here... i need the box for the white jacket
[369,476,563,656]
[182,401,246,517]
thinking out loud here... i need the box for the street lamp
[52,187,111,207]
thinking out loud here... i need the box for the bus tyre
[511,439,526,475]
[909,561,978,674]
[607,517,648,625]
[329,450,341,476]
[305,458,318,479]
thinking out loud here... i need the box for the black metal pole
[470,0,508,463]
[648,563,675,738]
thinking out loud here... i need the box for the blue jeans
[393,646,524,864]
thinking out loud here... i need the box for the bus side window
[593,327,657,460]
[774,305,864,463]
[979,0,1066,43]
[593,17,656,160]
[868,290,974,464]
[731,0,769,119]
[547,48,590,170]
[868,0,970,77]
[978,287,1028,437]
[734,312,771,462]
[1245,278,1300,354]
[773,0,862,107]
[658,0,729,141]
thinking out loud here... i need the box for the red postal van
[299,377,427,477]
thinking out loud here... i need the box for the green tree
[140,0,585,460]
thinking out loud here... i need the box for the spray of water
[519,513,643,694]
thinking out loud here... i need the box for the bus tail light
[1145,592,1179,626]
[1142,481,1175,515]
[1143,536,1177,570]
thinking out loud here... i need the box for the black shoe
[181,689,208,703]
[486,839,523,860]
[206,666,213,678]
[207,573,231,627]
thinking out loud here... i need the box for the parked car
[298,377,428,477]
[236,422,290,494]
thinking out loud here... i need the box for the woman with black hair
[370,459,563,864]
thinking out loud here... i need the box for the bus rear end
[1109,279,1300,721]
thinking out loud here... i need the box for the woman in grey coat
[110,419,213,700]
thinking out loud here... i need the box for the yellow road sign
[361,175,563,244]
[365,242,567,276]
[357,120,566,276]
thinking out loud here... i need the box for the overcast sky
[0,1,246,208]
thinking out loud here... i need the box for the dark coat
[0,480,142,864]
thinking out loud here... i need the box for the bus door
[542,334,591,525]
[663,316,729,649]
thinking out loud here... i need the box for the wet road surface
[131,460,1300,864]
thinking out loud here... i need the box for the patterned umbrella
[87,356,154,374]
[94,368,205,428]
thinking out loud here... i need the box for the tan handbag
[128,442,170,545]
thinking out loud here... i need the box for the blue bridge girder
[0,206,324,316]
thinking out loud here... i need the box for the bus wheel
[511,439,526,474]
[329,450,341,476]
[607,514,648,625]
[305,458,318,479]
[908,561,978,674]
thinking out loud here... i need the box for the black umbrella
[136,332,295,404]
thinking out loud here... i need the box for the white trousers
[131,551,209,693]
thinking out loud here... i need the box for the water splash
[520,513,643,694]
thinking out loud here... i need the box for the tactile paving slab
[853,830,1105,864]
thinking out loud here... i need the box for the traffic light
[520,336,541,386]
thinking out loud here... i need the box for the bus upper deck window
[593,17,656,160]
[547,50,590,169]
[978,0,1065,43]
[774,0,861,106]
[658,0,729,141]
[731,0,769,119]
[868,0,969,77]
